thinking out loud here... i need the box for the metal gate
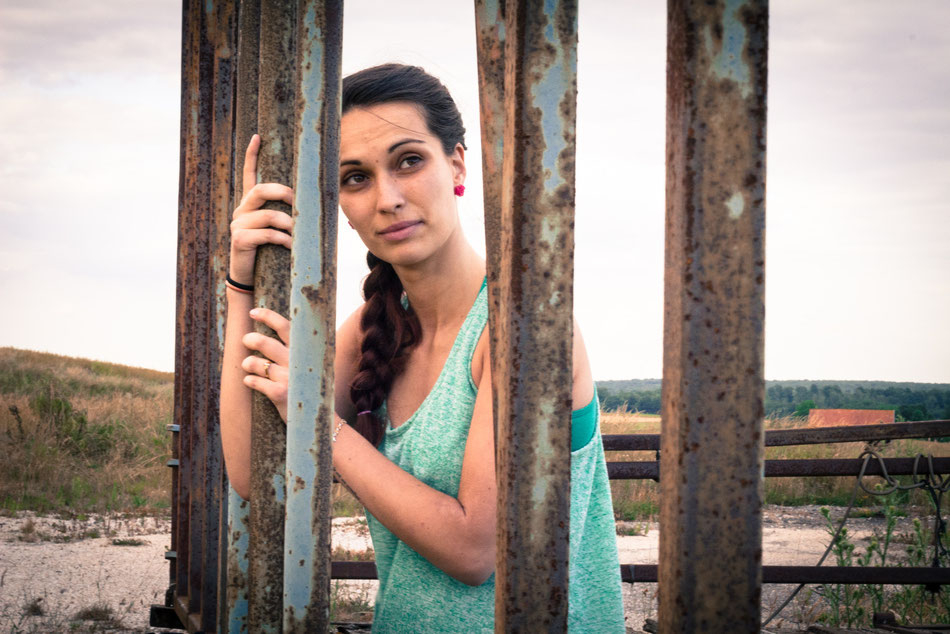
[149,1,947,632]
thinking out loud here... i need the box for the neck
[392,229,485,333]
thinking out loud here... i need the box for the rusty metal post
[172,0,217,628]
[222,1,259,632]
[492,0,578,630]
[170,0,195,612]
[473,0,506,451]
[281,1,342,631]
[205,1,239,632]
[248,0,296,631]
[658,0,769,632]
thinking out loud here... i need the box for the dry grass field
[2,345,944,520]
[0,347,172,515]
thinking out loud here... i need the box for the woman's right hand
[228,134,295,285]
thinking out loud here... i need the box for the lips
[377,220,423,241]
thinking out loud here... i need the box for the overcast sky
[1,0,947,383]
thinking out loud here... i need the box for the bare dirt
[0,506,927,633]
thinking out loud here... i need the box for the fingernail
[250,308,260,317]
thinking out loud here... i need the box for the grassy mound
[0,347,173,515]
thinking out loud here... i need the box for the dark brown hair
[344,64,466,445]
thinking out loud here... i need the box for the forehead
[340,102,437,157]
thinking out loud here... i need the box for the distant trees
[597,380,950,420]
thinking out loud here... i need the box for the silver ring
[262,360,272,379]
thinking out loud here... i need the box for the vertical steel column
[225,489,251,632]
[248,1,296,631]
[282,1,342,632]
[187,2,215,624]
[658,0,768,632]
[205,1,238,632]
[170,0,194,610]
[473,0,506,449]
[172,0,216,628]
[223,0,259,631]
[492,0,578,630]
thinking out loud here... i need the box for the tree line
[596,380,950,421]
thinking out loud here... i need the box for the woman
[220,63,624,632]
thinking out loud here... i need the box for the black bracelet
[226,273,254,292]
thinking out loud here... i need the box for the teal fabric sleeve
[571,386,598,451]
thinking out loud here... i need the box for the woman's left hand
[241,307,290,422]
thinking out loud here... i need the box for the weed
[111,537,146,546]
[22,597,44,617]
[329,580,373,623]
[616,522,648,537]
[72,602,124,629]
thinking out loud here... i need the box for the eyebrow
[340,138,425,167]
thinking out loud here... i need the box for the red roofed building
[808,409,895,427]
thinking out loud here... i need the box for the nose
[375,171,405,214]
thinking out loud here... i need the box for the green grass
[0,347,173,515]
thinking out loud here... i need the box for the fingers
[242,331,290,367]
[241,354,286,383]
[232,205,294,230]
[231,227,294,255]
[249,307,291,345]
[242,372,288,421]
[242,134,260,198]
[237,183,295,215]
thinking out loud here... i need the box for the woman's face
[339,102,465,269]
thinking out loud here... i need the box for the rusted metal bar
[281,2,342,631]
[224,487,250,633]
[492,0,578,630]
[659,0,769,631]
[329,562,950,587]
[247,1,296,631]
[222,0,259,631]
[473,0,506,451]
[198,1,238,630]
[765,420,950,447]
[169,0,192,607]
[173,0,200,617]
[622,566,950,585]
[608,456,950,479]
[178,0,216,623]
[603,420,950,452]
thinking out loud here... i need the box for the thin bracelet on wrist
[226,273,254,293]
[331,419,346,443]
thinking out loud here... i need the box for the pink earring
[454,184,465,197]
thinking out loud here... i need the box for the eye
[341,172,367,187]
[398,154,422,170]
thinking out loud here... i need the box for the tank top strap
[445,277,489,390]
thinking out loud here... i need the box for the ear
[450,143,466,186]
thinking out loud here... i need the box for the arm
[219,134,294,500]
[235,300,592,586]
[332,329,497,586]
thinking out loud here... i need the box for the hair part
[344,63,464,445]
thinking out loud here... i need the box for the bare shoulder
[470,315,593,409]
[572,316,594,408]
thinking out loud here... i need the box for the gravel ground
[0,506,926,633]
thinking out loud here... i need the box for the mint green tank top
[366,280,625,633]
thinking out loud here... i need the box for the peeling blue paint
[706,0,752,99]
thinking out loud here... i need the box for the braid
[350,252,422,445]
